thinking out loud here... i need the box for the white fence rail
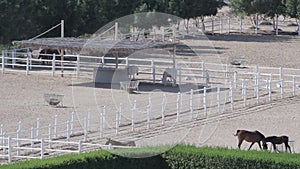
[0,61,299,163]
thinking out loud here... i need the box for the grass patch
[0,145,299,169]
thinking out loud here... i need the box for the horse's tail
[233,130,240,136]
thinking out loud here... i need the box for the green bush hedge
[1,145,300,169]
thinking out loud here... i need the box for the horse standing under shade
[262,136,292,153]
[234,129,265,150]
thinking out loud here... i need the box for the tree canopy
[0,0,224,44]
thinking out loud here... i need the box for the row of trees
[230,0,300,28]
[0,0,224,44]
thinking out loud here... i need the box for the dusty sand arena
[0,34,299,153]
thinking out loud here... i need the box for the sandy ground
[0,34,299,154]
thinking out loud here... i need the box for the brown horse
[105,138,136,147]
[234,130,265,150]
[262,136,291,153]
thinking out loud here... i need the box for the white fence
[185,16,300,36]
[0,61,299,163]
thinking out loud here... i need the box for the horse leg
[272,143,278,152]
[285,142,292,153]
[238,139,243,149]
[257,142,262,150]
[248,142,255,150]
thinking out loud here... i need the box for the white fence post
[17,130,20,156]
[219,16,222,34]
[190,89,194,119]
[101,56,105,67]
[48,124,52,148]
[162,94,166,125]
[2,50,5,74]
[217,87,221,113]
[54,115,58,138]
[36,118,40,139]
[67,120,70,141]
[293,76,296,96]
[8,137,11,163]
[84,117,87,142]
[230,83,234,110]
[268,79,272,102]
[30,127,34,152]
[178,68,182,85]
[115,110,120,135]
[52,53,56,77]
[26,56,29,75]
[256,72,260,104]
[203,87,207,116]
[71,112,75,135]
[176,92,181,121]
[12,50,15,69]
[211,18,215,35]
[147,105,151,129]
[40,139,44,159]
[132,100,136,131]
[240,17,243,33]
[234,71,237,89]
[76,55,80,78]
[227,17,231,34]
[78,141,82,154]
[242,79,246,107]
[151,60,155,84]
[280,79,284,99]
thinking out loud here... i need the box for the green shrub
[1,145,300,169]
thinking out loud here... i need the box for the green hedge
[1,145,300,169]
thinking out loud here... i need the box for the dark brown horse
[105,138,136,147]
[234,130,265,150]
[262,136,291,153]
